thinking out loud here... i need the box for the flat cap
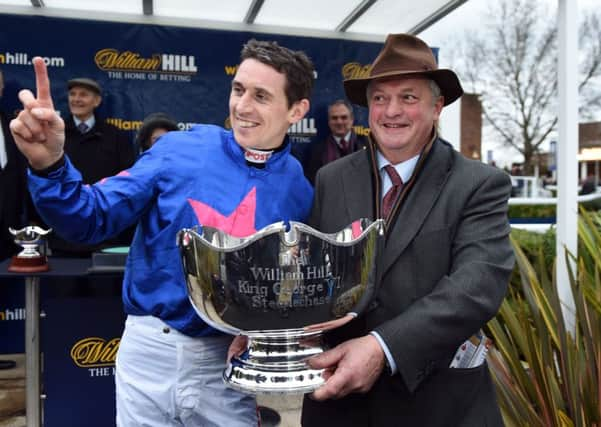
[67,77,102,95]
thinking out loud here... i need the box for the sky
[416,0,599,168]
[420,0,598,51]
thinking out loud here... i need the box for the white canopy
[0,0,468,40]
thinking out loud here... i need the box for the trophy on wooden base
[7,226,52,273]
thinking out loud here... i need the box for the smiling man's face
[328,103,353,138]
[68,86,101,121]
[229,58,304,150]
[367,77,443,164]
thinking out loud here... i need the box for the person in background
[510,163,525,197]
[300,33,514,426]
[135,112,179,154]
[305,99,367,183]
[64,77,135,183]
[0,70,28,261]
[580,173,597,195]
[37,77,136,254]
[11,38,314,426]
[0,68,27,372]
[0,67,27,262]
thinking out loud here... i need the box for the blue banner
[0,13,381,165]
[0,277,25,354]
[43,296,125,427]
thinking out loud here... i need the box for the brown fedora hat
[344,33,463,107]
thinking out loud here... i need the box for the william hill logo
[95,49,198,74]
[225,64,318,79]
[342,62,372,80]
[225,65,238,76]
[353,125,370,137]
[70,337,120,368]
[287,118,317,137]
[0,308,25,321]
[287,117,317,144]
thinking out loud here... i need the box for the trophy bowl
[178,218,384,394]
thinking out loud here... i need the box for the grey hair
[428,79,442,105]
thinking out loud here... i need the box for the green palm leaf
[488,210,601,426]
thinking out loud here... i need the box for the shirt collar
[374,128,438,183]
[333,131,352,144]
[227,131,290,172]
[376,150,419,184]
[73,115,96,130]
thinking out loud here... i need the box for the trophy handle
[9,226,53,237]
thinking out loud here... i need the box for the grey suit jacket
[304,136,514,426]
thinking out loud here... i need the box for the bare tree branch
[453,0,601,174]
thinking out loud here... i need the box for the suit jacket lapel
[340,149,376,224]
[380,140,453,276]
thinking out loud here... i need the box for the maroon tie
[382,165,403,219]
[339,138,348,153]
[77,122,89,134]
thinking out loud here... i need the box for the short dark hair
[328,99,354,118]
[240,39,314,107]
[136,112,179,152]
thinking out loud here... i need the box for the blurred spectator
[0,67,27,262]
[305,99,367,183]
[542,170,555,188]
[510,163,522,176]
[510,163,524,197]
[0,68,26,372]
[135,112,179,153]
[580,173,597,195]
[64,77,135,183]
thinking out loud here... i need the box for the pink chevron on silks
[188,187,258,237]
[98,170,131,185]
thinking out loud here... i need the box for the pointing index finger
[33,57,54,109]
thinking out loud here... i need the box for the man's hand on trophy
[9,57,65,170]
[308,335,385,400]
[227,335,248,362]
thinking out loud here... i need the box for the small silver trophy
[178,218,384,394]
[8,226,52,272]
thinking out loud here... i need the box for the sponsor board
[96,49,198,82]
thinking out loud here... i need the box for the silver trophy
[8,226,52,272]
[178,218,384,394]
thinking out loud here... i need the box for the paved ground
[258,393,302,426]
[0,354,303,427]
[0,354,25,427]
